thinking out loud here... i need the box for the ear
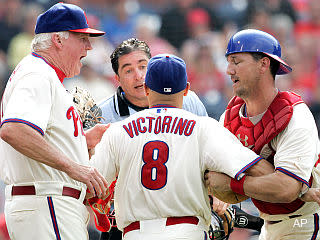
[115,74,120,83]
[143,83,150,96]
[183,82,190,96]
[51,33,63,49]
[260,57,271,74]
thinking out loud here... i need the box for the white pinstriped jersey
[91,106,262,231]
[0,53,88,189]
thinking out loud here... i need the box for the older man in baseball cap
[0,3,109,240]
[35,2,105,36]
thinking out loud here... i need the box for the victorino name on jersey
[123,115,196,138]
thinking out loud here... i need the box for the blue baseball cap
[145,54,187,95]
[35,3,105,37]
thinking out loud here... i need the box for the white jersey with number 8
[91,106,262,231]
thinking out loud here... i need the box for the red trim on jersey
[234,157,263,180]
[276,167,309,187]
[32,52,66,83]
[1,118,44,135]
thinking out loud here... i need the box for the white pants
[5,185,89,240]
[259,213,320,240]
[122,219,209,240]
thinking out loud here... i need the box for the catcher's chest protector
[224,91,307,214]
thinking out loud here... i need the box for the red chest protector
[224,91,305,215]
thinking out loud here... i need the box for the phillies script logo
[67,106,85,137]
[237,133,254,149]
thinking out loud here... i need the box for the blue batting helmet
[225,29,292,75]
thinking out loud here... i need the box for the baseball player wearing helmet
[90,53,275,240]
[0,3,109,240]
[206,29,320,240]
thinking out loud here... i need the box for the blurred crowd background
[0,0,320,239]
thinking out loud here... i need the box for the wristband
[230,175,246,195]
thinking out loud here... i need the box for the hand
[300,188,320,206]
[85,123,110,149]
[205,171,231,193]
[210,195,230,216]
[205,171,248,203]
[67,162,109,199]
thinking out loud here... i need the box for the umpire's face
[116,50,149,107]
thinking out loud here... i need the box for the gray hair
[31,31,69,51]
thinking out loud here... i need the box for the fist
[205,171,248,204]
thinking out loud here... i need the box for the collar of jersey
[150,104,177,108]
[116,87,148,116]
[32,52,66,83]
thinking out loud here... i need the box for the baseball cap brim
[69,28,105,37]
[265,53,292,75]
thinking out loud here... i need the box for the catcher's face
[116,51,149,107]
[226,53,261,100]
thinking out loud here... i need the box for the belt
[267,214,302,225]
[11,185,81,200]
[123,216,199,236]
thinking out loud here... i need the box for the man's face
[116,50,149,107]
[226,52,261,99]
[61,32,92,78]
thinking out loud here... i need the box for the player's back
[93,106,212,230]
[93,103,261,230]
